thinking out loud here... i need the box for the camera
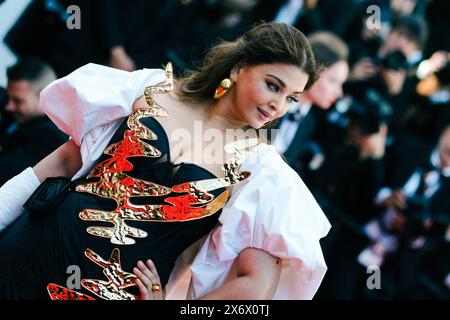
[346,89,391,135]
[370,50,409,72]
[380,50,408,71]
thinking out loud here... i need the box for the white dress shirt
[274,102,312,154]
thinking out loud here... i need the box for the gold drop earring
[214,78,233,99]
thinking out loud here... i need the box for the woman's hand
[133,259,165,300]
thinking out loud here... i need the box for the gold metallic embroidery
[75,63,251,245]
[47,248,138,300]
[47,283,95,300]
[81,248,137,300]
[144,62,174,109]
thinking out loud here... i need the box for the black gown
[0,111,231,300]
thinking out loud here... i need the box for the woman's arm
[134,248,282,300]
[0,140,82,232]
[33,139,82,182]
[198,248,282,300]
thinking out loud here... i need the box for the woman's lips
[257,107,270,120]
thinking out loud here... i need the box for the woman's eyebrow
[267,74,303,94]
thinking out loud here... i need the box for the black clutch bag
[24,177,73,215]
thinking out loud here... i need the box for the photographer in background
[359,125,450,298]
[0,58,67,186]
[346,15,428,135]
[405,51,450,143]
[314,97,388,299]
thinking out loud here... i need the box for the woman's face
[230,63,309,129]
[305,60,349,110]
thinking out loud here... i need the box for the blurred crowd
[1,0,449,299]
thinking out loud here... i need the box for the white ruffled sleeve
[187,144,331,300]
[38,63,166,179]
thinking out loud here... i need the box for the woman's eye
[287,96,298,104]
[266,82,279,93]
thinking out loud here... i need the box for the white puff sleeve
[187,144,331,300]
[39,63,166,179]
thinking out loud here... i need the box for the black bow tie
[287,110,303,121]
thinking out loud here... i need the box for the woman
[0,22,330,300]
[136,31,349,301]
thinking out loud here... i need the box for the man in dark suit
[0,58,67,186]
[273,32,349,171]
[357,126,450,298]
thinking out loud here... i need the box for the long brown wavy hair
[175,22,321,105]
